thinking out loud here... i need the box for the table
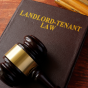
[0,0,88,88]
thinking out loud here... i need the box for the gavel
[0,35,59,88]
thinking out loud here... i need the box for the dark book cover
[0,0,88,88]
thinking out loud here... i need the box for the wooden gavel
[0,35,59,88]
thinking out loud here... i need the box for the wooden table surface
[0,0,88,88]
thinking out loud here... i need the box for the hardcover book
[0,0,88,88]
[55,0,88,16]
[55,0,84,14]
[79,0,88,5]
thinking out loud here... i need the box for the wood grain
[0,0,88,88]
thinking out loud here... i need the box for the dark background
[0,0,88,88]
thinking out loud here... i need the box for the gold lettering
[77,26,82,32]
[19,10,82,32]
[29,13,34,18]
[73,25,78,31]
[24,12,29,17]
[19,10,24,16]
[45,24,49,29]
[57,20,62,26]
[68,24,73,30]
[60,22,65,27]
[50,25,56,31]
[36,15,41,21]
[40,22,48,29]
[45,17,50,23]
[41,16,46,22]
[40,22,45,29]
[50,19,56,24]
[32,14,37,19]
[64,22,69,28]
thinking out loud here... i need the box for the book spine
[61,0,88,16]
[55,0,85,15]
[79,0,88,5]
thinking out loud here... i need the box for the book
[0,0,88,88]
[55,0,85,15]
[79,0,88,5]
[55,0,88,16]
[60,0,88,16]
[33,0,60,7]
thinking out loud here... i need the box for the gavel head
[0,35,47,87]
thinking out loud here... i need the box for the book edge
[64,26,88,88]
[0,0,25,43]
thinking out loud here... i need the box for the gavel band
[5,44,37,76]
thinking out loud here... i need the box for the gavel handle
[31,68,60,88]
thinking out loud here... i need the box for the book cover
[59,0,88,16]
[79,0,88,5]
[33,0,60,7]
[0,0,88,88]
[55,0,85,15]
